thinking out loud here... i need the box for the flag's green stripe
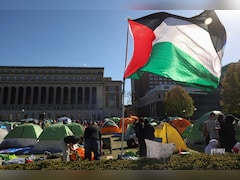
[130,42,219,90]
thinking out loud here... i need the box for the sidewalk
[101,134,138,160]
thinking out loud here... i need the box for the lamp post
[21,108,25,119]
[43,112,46,120]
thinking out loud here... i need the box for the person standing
[135,118,145,157]
[143,119,155,140]
[205,112,220,143]
[83,122,102,161]
[221,115,237,152]
[142,118,155,157]
[217,114,226,148]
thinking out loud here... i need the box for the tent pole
[120,18,130,159]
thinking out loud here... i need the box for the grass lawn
[9,133,201,163]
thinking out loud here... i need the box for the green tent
[66,123,84,137]
[109,117,120,125]
[0,123,43,149]
[5,123,42,139]
[38,123,73,140]
[185,110,223,147]
[31,123,74,154]
[181,124,193,139]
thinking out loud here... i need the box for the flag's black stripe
[132,10,226,58]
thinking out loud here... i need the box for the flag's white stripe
[153,17,221,78]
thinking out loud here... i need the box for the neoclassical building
[0,66,122,121]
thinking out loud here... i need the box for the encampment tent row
[31,123,74,154]
[0,123,43,149]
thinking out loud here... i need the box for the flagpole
[121,17,130,159]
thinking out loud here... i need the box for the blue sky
[0,1,240,104]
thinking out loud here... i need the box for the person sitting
[61,135,80,161]
[204,139,219,154]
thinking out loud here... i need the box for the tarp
[154,122,188,152]
[30,123,74,154]
[0,146,32,154]
[66,123,84,137]
[70,147,94,161]
[0,123,42,149]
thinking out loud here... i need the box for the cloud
[82,63,90,67]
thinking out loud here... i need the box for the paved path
[101,134,138,160]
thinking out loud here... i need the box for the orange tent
[118,118,129,133]
[170,118,192,134]
[118,116,138,133]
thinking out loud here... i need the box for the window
[70,87,75,104]
[107,86,115,92]
[108,95,116,108]
[84,87,90,104]
[92,87,97,104]
[5,76,10,80]
[63,87,68,104]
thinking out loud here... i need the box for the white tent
[0,128,8,144]
[57,116,72,124]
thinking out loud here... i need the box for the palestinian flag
[124,10,226,91]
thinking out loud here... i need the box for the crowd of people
[61,121,102,162]
[61,117,157,161]
[135,117,155,157]
[61,111,239,162]
[204,112,238,154]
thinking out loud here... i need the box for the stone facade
[0,66,122,121]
